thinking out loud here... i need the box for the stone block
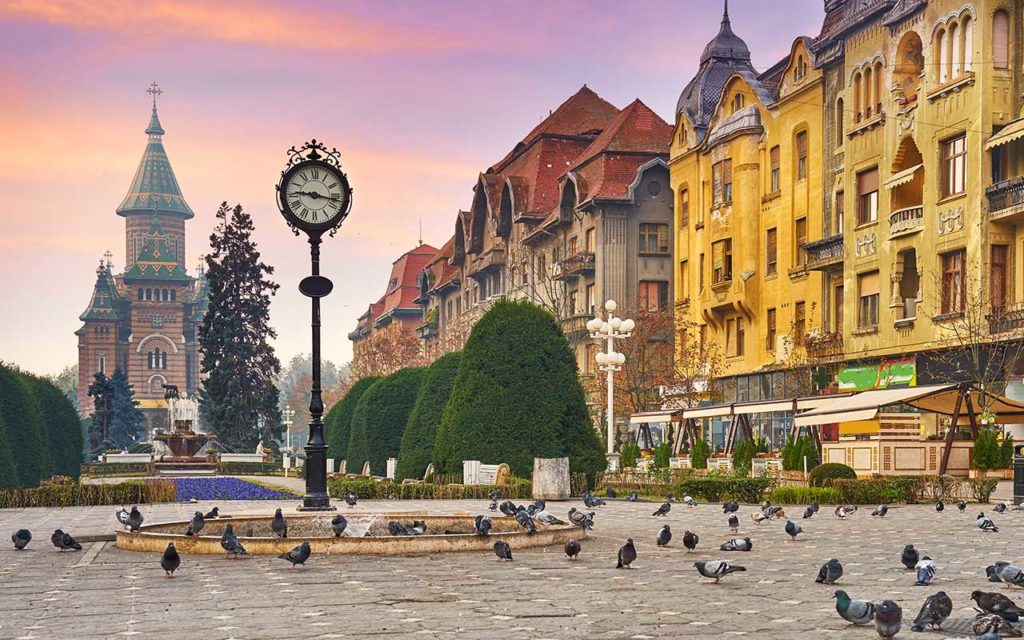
[532,457,570,500]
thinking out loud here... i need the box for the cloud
[0,0,467,53]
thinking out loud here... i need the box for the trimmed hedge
[769,486,839,504]
[676,475,775,503]
[325,376,379,463]
[0,364,50,487]
[690,438,709,469]
[0,405,18,489]
[347,368,426,476]
[396,352,461,481]
[0,479,176,508]
[327,477,532,501]
[808,462,857,487]
[25,374,83,478]
[434,299,605,479]
[217,461,280,475]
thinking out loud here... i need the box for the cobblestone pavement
[0,497,1021,639]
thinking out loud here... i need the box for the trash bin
[1014,445,1024,504]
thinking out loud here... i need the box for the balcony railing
[416,320,439,340]
[805,332,844,362]
[560,313,594,340]
[555,252,596,280]
[987,177,1024,220]
[803,234,844,271]
[888,205,924,238]
[989,302,1024,334]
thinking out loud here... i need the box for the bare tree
[350,325,430,379]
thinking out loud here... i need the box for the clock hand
[291,190,326,199]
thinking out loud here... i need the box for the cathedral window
[98,355,106,374]
[170,289,176,302]
[137,289,143,301]
[145,288,152,301]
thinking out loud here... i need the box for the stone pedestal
[532,457,570,500]
[606,453,620,472]
[386,457,397,480]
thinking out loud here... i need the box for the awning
[909,388,1024,424]
[985,119,1024,151]
[629,410,682,425]
[733,399,795,414]
[884,163,923,189]
[685,404,734,419]
[793,383,957,427]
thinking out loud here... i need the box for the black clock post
[276,140,352,511]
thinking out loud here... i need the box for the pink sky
[0,0,824,376]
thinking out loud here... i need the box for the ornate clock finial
[147,82,163,109]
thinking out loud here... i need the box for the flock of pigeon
[9,487,1024,637]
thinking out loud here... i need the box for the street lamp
[587,300,634,469]
[282,406,295,453]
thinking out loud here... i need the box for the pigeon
[666,493,679,503]
[683,495,697,507]
[583,494,605,508]
[694,560,745,582]
[958,500,967,513]
[271,508,288,538]
[531,500,546,512]
[279,541,311,568]
[489,488,501,500]
[493,540,513,562]
[785,520,803,541]
[978,512,1000,533]
[802,506,815,519]
[656,525,672,547]
[910,591,952,632]
[616,539,637,569]
[989,561,1013,583]
[681,529,699,551]
[474,515,491,537]
[515,508,537,535]
[409,520,427,536]
[344,491,357,508]
[720,537,752,552]
[652,502,671,517]
[185,511,205,537]
[127,506,144,532]
[331,515,347,537]
[915,557,937,586]
[901,544,920,570]
[499,501,517,517]
[568,508,593,530]
[834,505,857,519]
[11,529,31,550]
[936,499,945,512]
[536,510,566,526]
[871,504,888,517]
[995,502,1008,514]
[875,599,902,640]
[487,499,498,511]
[722,501,739,513]
[833,589,875,625]
[751,511,770,524]
[972,591,1024,622]
[605,487,616,498]
[156,541,182,578]
[728,514,739,533]
[763,505,786,519]
[761,500,772,510]
[1015,502,1024,512]
[51,529,81,552]
[220,524,247,558]
[203,507,220,519]
[564,539,581,560]
[388,522,409,536]
[115,507,131,529]
[998,564,1024,588]
[810,499,820,513]
[973,613,1023,637]
[816,558,844,585]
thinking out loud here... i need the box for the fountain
[152,386,217,472]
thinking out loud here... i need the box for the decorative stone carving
[937,206,964,235]
[855,232,877,257]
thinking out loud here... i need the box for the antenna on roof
[418,215,423,246]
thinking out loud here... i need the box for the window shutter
[858,168,879,194]
[859,271,880,296]
[993,11,1010,69]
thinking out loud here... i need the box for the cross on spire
[147,82,163,109]
[103,250,113,269]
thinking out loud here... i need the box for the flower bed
[172,477,299,502]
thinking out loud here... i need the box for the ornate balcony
[805,332,844,362]
[416,319,438,340]
[803,234,844,271]
[560,313,594,341]
[988,302,1024,334]
[554,252,595,281]
[888,205,924,239]
[468,246,505,278]
[987,177,1024,222]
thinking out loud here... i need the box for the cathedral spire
[145,82,165,136]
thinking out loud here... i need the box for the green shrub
[675,474,775,503]
[1001,434,1016,469]
[830,476,927,504]
[325,376,379,463]
[769,485,839,504]
[968,477,999,503]
[397,352,461,481]
[973,430,1002,471]
[652,442,672,469]
[327,477,532,501]
[620,442,640,469]
[732,438,754,475]
[807,462,857,487]
[0,364,50,487]
[434,300,605,480]
[347,368,426,476]
[690,438,709,469]
[0,405,18,489]
[217,461,280,475]
[0,478,176,508]
[782,435,819,471]
[24,374,83,478]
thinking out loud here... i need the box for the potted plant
[970,427,1012,479]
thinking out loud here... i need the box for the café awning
[793,384,957,427]
[629,410,682,425]
[985,119,1024,151]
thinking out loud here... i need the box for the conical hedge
[0,364,50,487]
[25,374,83,478]
[434,299,605,478]
[346,368,425,476]
[396,352,461,481]
[0,404,20,489]
[325,376,379,464]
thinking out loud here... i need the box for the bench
[401,463,435,485]
[463,461,510,486]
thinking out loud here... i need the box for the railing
[888,205,923,238]
[560,313,594,340]
[987,177,1024,216]
[803,234,844,270]
[470,247,506,275]
[989,301,1024,334]
[805,332,844,362]
[416,320,438,340]
[555,252,596,280]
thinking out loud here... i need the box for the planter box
[969,468,1012,479]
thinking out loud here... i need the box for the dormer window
[389,277,398,291]
[793,55,808,82]
[732,93,745,113]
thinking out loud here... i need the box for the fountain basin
[115,512,585,555]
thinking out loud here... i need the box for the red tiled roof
[379,244,438,316]
[426,235,461,291]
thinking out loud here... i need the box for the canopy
[884,163,923,188]
[985,119,1024,151]
[793,384,955,426]
[629,410,682,425]
[910,386,1024,424]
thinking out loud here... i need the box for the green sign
[837,357,916,391]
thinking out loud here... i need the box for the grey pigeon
[51,529,81,552]
[978,512,1000,533]
[977,632,1002,640]
[344,491,357,508]
[785,520,803,540]
[995,502,1008,513]
[127,506,144,532]
[161,542,180,577]
[499,501,517,516]
[474,515,491,536]
[915,557,937,586]
[616,538,637,569]
[833,589,874,625]
[279,541,311,568]
[720,537,752,552]
[958,500,967,513]
[683,530,699,551]
[583,494,605,508]
[722,501,739,513]
[11,529,31,550]
[185,511,205,536]
[489,488,501,500]
[409,520,427,536]
[532,500,546,512]
[802,506,815,519]
[627,491,639,502]
[536,510,566,526]
[989,561,1012,583]
[656,525,671,547]
[875,599,902,640]
[816,558,843,585]
[493,540,512,562]
[901,544,920,570]
[388,522,409,536]
[652,502,671,517]
[568,508,593,530]
[515,508,537,535]
[271,508,288,538]
[694,559,745,582]
[834,505,857,518]
[972,590,1024,622]
[564,539,581,560]
[331,514,347,537]
[115,507,130,529]
[871,504,888,517]
[728,514,739,532]
[936,500,944,512]
[203,507,219,519]
[998,564,1024,588]
[487,499,498,511]
[910,591,952,631]
[810,499,820,513]
[220,524,247,558]
[973,613,1023,637]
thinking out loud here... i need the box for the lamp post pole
[587,300,634,467]
[282,406,295,453]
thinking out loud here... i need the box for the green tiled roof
[123,216,191,282]
[79,262,123,321]
[116,106,194,219]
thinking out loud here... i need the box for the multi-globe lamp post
[281,406,295,453]
[586,300,634,470]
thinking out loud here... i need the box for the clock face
[279,160,350,231]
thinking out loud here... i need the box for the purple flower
[173,477,299,502]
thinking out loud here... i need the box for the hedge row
[81,463,151,476]
[598,472,777,503]
[327,477,532,501]
[217,461,280,476]
[768,486,840,504]
[0,479,176,508]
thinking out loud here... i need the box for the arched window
[170,289,176,302]
[993,10,1010,69]
[962,15,973,72]
[836,98,845,144]
[853,72,862,122]
[160,351,167,369]
[137,289,143,301]
[949,22,960,78]
[148,350,155,369]
[679,188,690,227]
[936,28,948,83]
[874,61,883,114]
[863,67,873,118]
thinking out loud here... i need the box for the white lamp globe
[615,352,626,365]
[600,321,610,333]
[621,319,635,332]
[595,352,608,364]
[586,317,603,332]
[605,299,618,313]
[610,317,622,330]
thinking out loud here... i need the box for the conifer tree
[87,371,114,451]
[199,203,281,450]
[25,374,83,477]
[0,364,49,486]
[108,368,145,449]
